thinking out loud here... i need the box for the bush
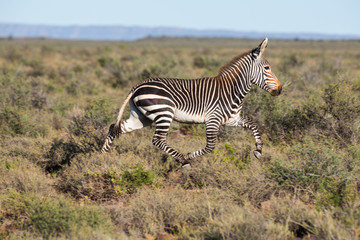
[200,206,290,240]
[193,55,220,70]
[263,196,357,239]
[213,142,251,170]
[4,47,22,63]
[0,75,31,108]
[30,82,47,110]
[322,82,360,143]
[44,98,115,172]
[115,165,155,194]
[266,139,358,207]
[68,98,113,152]
[22,58,47,77]
[98,56,112,68]
[193,56,205,68]
[0,107,48,137]
[245,77,360,144]
[179,153,276,205]
[44,138,83,173]
[56,154,155,202]
[140,65,162,79]
[0,191,114,239]
[0,157,53,195]
[244,91,322,142]
[279,54,304,73]
[0,75,48,137]
[98,56,135,87]
[110,188,290,239]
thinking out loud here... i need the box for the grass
[0,37,359,239]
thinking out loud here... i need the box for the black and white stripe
[101,38,282,165]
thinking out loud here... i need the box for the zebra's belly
[173,109,205,123]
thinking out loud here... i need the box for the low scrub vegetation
[0,38,359,239]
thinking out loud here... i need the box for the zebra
[101,38,282,167]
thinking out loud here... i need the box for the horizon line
[1,22,359,40]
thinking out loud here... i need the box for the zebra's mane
[217,50,252,77]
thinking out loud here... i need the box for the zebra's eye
[264,66,270,70]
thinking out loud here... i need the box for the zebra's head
[250,38,282,96]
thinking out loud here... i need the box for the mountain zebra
[101,38,282,166]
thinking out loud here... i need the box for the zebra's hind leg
[237,117,263,159]
[101,123,118,153]
[101,101,152,153]
[152,134,188,165]
[151,121,188,166]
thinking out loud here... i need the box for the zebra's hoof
[253,150,262,159]
[182,163,191,169]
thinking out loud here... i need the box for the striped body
[101,38,282,166]
[134,77,217,123]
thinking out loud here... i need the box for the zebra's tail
[101,91,133,153]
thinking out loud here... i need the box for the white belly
[173,109,205,123]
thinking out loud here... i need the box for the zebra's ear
[252,38,268,59]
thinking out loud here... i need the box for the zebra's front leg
[238,117,263,159]
[183,118,221,161]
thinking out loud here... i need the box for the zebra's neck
[216,52,253,104]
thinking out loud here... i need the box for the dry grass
[0,37,359,239]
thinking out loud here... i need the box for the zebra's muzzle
[269,85,282,96]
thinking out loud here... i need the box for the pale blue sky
[1,0,359,35]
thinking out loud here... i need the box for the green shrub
[98,56,112,68]
[200,206,290,240]
[0,157,53,194]
[98,56,135,87]
[264,196,355,239]
[45,138,83,173]
[0,136,48,166]
[111,188,290,239]
[1,191,114,239]
[193,55,220,70]
[266,139,358,206]
[67,98,114,153]
[213,143,251,170]
[244,92,322,142]
[193,56,205,68]
[55,151,156,201]
[179,153,276,205]
[140,65,162,79]
[4,47,22,63]
[115,165,155,194]
[0,75,31,108]
[279,54,304,73]
[322,82,360,143]
[0,74,48,137]
[30,82,47,110]
[245,78,360,144]
[0,107,48,137]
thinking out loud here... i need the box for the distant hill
[0,23,359,40]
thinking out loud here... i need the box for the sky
[0,0,359,36]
